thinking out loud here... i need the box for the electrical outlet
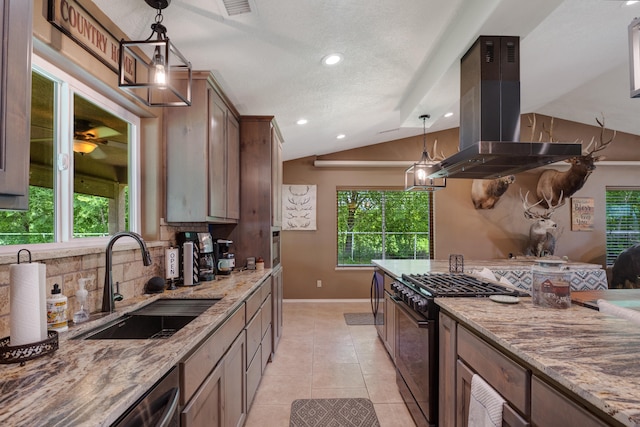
[316,280,322,288]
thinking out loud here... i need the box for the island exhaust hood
[428,36,582,180]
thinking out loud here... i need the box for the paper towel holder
[1,248,59,365]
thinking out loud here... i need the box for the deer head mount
[471,175,516,209]
[521,189,563,257]
[534,114,615,208]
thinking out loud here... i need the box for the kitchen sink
[73,298,220,340]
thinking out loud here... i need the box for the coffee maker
[214,239,235,275]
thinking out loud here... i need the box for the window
[606,188,640,265]
[337,190,432,266]
[0,57,140,246]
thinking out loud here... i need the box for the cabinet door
[271,268,283,354]
[271,126,283,227]
[181,362,224,427]
[439,312,457,427]
[383,292,395,360]
[0,0,32,210]
[209,89,227,219]
[226,113,240,219]
[224,331,246,427]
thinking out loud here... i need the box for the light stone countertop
[436,297,640,427]
[0,268,272,427]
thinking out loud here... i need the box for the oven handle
[157,387,180,427]
[391,295,431,328]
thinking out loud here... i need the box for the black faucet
[101,231,152,313]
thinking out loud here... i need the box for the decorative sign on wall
[47,0,135,82]
[282,185,317,231]
[571,197,595,231]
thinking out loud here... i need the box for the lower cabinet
[439,312,613,427]
[271,266,283,355]
[245,278,273,409]
[383,291,395,361]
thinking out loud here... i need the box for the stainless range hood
[428,36,582,180]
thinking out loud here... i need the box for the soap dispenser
[47,283,68,332]
[73,278,90,324]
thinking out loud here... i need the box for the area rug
[343,312,379,325]
[290,398,380,427]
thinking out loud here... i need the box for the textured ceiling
[91,0,640,160]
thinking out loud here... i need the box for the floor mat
[343,312,378,325]
[290,398,380,427]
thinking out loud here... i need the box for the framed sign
[571,197,594,231]
[282,185,317,230]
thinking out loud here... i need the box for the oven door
[370,270,384,339]
[393,296,437,427]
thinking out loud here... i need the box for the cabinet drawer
[261,294,272,338]
[531,376,609,427]
[181,362,223,427]
[181,304,246,405]
[261,278,271,302]
[457,326,530,416]
[246,343,262,409]
[262,324,272,373]
[246,287,263,321]
[246,308,262,365]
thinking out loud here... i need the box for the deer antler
[520,189,546,220]
[426,139,446,162]
[586,114,616,155]
[540,190,564,218]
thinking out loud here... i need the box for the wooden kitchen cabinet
[271,266,283,354]
[383,291,395,360]
[232,116,284,268]
[0,0,32,210]
[223,331,246,427]
[245,278,272,409]
[166,72,240,223]
[440,311,614,427]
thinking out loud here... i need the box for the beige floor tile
[244,404,291,427]
[311,387,370,399]
[352,336,388,356]
[313,343,359,364]
[364,373,405,404]
[252,374,312,405]
[374,403,418,427]
[264,350,312,376]
[357,351,396,377]
[312,362,365,388]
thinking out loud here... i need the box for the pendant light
[404,115,447,191]
[118,0,192,107]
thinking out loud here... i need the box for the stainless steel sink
[73,298,220,340]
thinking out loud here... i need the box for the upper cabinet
[166,72,240,223]
[0,0,33,210]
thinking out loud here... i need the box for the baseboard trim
[284,298,370,303]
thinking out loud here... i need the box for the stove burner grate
[402,273,524,297]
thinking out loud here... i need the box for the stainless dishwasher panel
[111,366,180,427]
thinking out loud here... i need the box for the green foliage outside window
[606,189,640,265]
[337,190,431,265]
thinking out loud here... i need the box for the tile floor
[244,300,417,427]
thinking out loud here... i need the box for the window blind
[606,188,640,265]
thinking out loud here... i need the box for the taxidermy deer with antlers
[521,190,563,257]
[471,175,516,209]
[536,115,615,208]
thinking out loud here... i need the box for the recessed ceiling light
[444,112,454,118]
[296,119,308,125]
[336,134,346,139]
[626,1,639,5]
[322,53,343,66]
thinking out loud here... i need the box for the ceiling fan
[73,119,123,159]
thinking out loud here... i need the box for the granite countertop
[436,297,640,427]
[371,258,603,280]
[0,268,272,427]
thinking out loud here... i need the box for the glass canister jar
[531,260,572,309]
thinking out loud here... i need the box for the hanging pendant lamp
[118,0,192,107]
[404,115,447,191]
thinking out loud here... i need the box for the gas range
[392,272,527,318]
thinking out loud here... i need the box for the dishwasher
[111,366,180,427]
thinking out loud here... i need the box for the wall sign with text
[571,197,595,231]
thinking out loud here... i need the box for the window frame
[0,55,141,253]
[336,187,434,267]
[606,186,640,266]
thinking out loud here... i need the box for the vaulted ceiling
[92,0,640,160]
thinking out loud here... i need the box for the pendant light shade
[405,115,447,191]
[118,0,192,107]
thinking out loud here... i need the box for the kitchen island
[0,268,272,427]
[437,297,640,427]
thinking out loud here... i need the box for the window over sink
[0,56,140,246]
[606,187,640,265]
[336,189,433,266]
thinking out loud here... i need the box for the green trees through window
[337,190,432,266]
[606,188,640,265]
